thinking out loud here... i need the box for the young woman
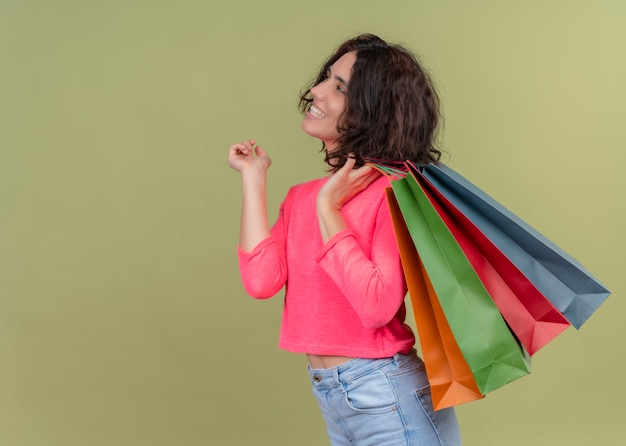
[228,34,461,445]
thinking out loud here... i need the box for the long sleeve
[315,194,407,329]
[234,176,415,359]
[237,201,288,299]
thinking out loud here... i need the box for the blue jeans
[308,350,461,445]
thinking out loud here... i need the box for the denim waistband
[307,349,420,387]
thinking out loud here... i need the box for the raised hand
[228,140,272,251]
[317,156,381,212]
[316,156,381,243]
[228,140,272,175]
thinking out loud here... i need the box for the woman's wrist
[317,203,347,243]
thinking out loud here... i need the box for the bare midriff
[307,354,354,369]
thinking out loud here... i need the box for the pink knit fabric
[237,175,415,358]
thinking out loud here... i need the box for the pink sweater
[237,175,415,358]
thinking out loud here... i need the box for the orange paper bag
[386,189,484,410]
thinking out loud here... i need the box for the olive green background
[1,0,624,445]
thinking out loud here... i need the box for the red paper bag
[409,164,570,355]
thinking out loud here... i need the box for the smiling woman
[300,51,355,150]
[227,34,460,445]
[298,34,442,173]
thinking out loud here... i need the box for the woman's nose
[310,83,324,99]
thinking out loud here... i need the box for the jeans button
[313,373,322,382]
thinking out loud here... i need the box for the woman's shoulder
[283,173,391,206]
[361,174,394,199]
[285,176,326,198]
[371,173,394,190]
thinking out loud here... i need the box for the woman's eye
[336,84,346,94]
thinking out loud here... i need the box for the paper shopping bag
[421,163,610,328]
[407,164,571,355]
[391,173,531,395]
[386,189,484,410]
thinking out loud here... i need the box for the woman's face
[301,51,356,151]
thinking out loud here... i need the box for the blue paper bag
[421,163,610,328]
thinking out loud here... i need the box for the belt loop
[333,367,341,384]
[392,352,403,368]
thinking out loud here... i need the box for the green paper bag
[386,189,484,410]
[391,173,531,395]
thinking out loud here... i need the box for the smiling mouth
[309,104,327,119]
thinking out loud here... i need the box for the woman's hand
[228,140,272,176]
[317,156,380,211]
[316,156,381,243]
[228,140,272,251]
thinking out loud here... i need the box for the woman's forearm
[239,170,271,252]
[316,202,348,244]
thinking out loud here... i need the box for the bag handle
[365,158,429,179]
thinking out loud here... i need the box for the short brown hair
[299,34,442,171]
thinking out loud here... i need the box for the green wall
[1,1,624,444]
